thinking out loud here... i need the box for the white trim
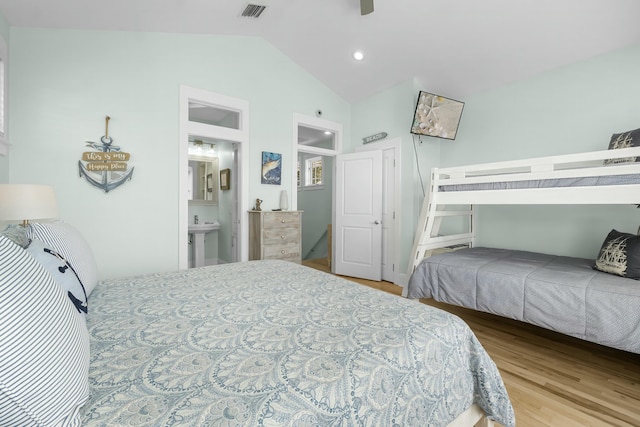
[179,85,249,269]
[291,113,343,211]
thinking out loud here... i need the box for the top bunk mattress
[439,173,640,192]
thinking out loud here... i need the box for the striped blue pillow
[27,221,98,296]
[0,235,90,426]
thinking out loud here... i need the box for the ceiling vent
[241,4,267,18]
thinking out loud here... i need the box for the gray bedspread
[81,260,514,426]
[439,172,640,192]
[408,247,640,354]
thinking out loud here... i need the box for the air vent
[241,3,267,18]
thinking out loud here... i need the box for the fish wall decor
[261,151,282,185]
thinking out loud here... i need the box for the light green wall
[351,44,640,271]
[7,21,639,278]
[440,44,640,259]
[8,28,350,279]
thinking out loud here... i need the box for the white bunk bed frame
[409,146,640,273]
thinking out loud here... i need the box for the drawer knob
[281,250,286,254]
[281,219,285,223]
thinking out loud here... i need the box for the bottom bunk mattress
[408,247,640,354]
[81,260,514,426]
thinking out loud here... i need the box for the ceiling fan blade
[360,0,374,15]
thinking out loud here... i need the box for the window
[298,155,323,190]
[307,156,323,186]
[0,37,7,156]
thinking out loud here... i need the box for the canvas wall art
[410,91,464,140]
[261,151,282,185]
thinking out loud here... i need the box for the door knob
[374,220,380,225]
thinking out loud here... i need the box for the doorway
[292,114,342,270]
[179,86,250,269]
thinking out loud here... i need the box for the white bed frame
[408,146,640,273]
[450,404,494,427]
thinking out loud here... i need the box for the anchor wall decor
[79,116,134,193]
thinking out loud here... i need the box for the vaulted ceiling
[0,0,638,103]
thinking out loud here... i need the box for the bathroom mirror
[188,156,219,205]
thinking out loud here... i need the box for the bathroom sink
[188,222,220,268]
[188,222,220,234]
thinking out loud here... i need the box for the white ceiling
[0,0,639,103]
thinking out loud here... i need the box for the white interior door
[334,151,382,280]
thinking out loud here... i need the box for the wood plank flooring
[302,258,640,427]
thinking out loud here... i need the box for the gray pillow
[594,229,640,279]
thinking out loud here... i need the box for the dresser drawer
[263,242,300,260]
[263,227,300,244]
[263,212,301,228]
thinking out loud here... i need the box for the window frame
[0,36,7,156]
[298,153,324,191]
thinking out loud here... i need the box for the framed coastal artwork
[261,151,282,185]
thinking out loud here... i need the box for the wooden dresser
[248,210,302,263]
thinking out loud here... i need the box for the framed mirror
[188,156,219,205]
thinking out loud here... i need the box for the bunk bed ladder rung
[433,210,473,217]
[408,169,477,274]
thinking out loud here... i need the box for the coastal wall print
[261,151,282,185]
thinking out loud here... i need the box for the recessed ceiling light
[353,51,364,61]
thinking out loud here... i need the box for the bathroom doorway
[179,86,249,269]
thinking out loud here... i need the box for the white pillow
[27,221,98,296]
[27,238,89,319]
[0,235,90,426]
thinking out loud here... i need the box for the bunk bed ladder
[408,169,476,274]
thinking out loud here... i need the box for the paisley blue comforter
[81,260,514,426]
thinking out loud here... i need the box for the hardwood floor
[303,258,640,427]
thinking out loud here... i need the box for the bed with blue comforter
[80,260,514,426]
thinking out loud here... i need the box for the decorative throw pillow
[603,127,640,165]
[27,238,89,317]
[27,221,99,296]
[0,223,30,248]
[594,229,640,279]
[0,235,90,426]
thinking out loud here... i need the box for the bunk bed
[406,145,640,354]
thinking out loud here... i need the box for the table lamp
[0,184,59,227]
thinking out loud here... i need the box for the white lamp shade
[0,184,59,222]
